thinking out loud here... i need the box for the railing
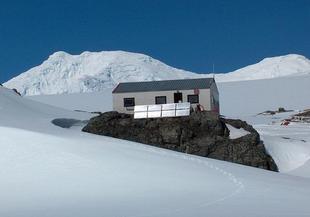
[134,102,191,119]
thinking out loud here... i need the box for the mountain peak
[48,51,71,59]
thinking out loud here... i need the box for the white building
[112,78,220,114]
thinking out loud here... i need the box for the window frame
[187,94,199,104]
[123,97,135,107]
[155,96,167,104]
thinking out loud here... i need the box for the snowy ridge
[4,51,310,96]
[216,54,310,82]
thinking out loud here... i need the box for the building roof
[112,78,215,93]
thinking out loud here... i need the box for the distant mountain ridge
[216,54,310,82]
[4,51,310,96]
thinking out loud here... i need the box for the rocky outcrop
[82,111,278,171]
[295,109,310,117]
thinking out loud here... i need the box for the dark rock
[82,111,278,172]
[295,110,310,117]
[12,88,21,96]
[278,107,286,112]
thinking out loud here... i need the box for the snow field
[2,85,310,216]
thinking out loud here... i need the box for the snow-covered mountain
[4,51,202,96]
[4,51,310,96]
[216,54,310,82]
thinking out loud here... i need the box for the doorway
[174,92,183,103]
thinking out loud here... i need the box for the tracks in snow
[128,145,245,217]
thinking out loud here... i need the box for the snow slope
[4,51,310,96]
[218,74,310,117]
[2,78,310,216]
[256,121,310,175]
[0,86,91,132]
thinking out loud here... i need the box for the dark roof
[112,78,215,93]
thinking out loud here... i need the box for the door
[174,92,183,103]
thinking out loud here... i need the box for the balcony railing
[134,102,190,119]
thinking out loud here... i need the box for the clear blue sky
[0,0,309,83]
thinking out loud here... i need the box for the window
[123,98,135,107]
[174,92,183,103]
[187,94,199,104]
[155,96,167,104]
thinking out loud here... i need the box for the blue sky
[0,0,309,83]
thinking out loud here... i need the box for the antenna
[212,63,215,73]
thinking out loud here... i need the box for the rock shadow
[52,118,88,129]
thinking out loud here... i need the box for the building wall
[210,81,220,113]
[113,89,211,114]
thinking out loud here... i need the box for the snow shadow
[51,118,88,129]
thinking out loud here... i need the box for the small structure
[112,78,220,114]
